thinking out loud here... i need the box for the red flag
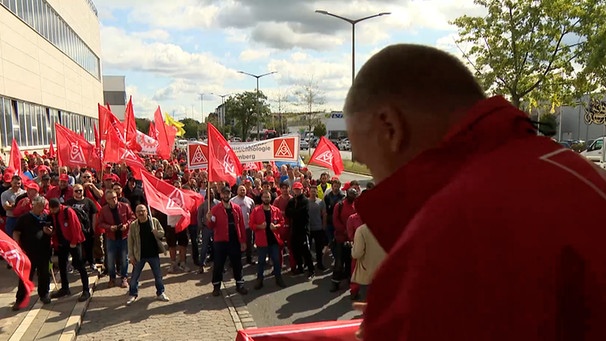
[98,104,112,141]
[154,107,171,159]
[48,141,56,159]
[308,136,344,175]
[207,123,243,185]
[123,97,141,152]
[140,170,191,232]
[148,122,158,139]
[0,229,35,309]
[93,123,100,149]
[10,138,21,174]
[104,125,145,170]
[55,123,102,170]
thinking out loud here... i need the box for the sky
[96,0,487,121]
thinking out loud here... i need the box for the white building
[0,0,102,153]
[103,75,126,120]
[288,111,347,138]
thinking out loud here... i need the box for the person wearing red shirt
[47,198,90,302]
[249,190,286,290]
[207,186,248,297]
[330,188,357,293]
[345,44,606,340]
[45,174,73,203]
[273,182,295,271]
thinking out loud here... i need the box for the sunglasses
[74,189,83,193]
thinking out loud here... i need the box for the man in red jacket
[249,190,286,290]
[48,198,90,302]
[207,186,248,297]
[45,174,73,203]
[330,188,357,293]
[345,44,606,340]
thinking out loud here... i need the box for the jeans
[256,244,281,279]
[291,232,314,272]
[129,256,164,297]
[107,238,128,279]
[5,216,18,237]
[331,242,352,284]
[212,241,243,289]
[245,228,254,262]
[198,227,213,265]
[57,244,89,291]
[187,225,199,265]
[309,230,327,267]
[325,224,336,256]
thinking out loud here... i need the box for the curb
[222,279,257,331]
[60,273,100,341]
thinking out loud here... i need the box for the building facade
[0,0,102,154]
[287,111,347,138]
[103,75,126,120]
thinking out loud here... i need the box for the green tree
[135,118,151,134]
[452,0,606,108]
[179,118,202,139]
[294,77,326,134]
[224,91,271,140]
[313,122,327,138]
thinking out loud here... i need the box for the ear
[375,105,408,153]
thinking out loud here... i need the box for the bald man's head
[344,44,485,117]
[344,44,486,183]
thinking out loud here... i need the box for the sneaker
[40,295,51,304]
[11,301,22,311]
[156,293,170,302]
[121,278,129,288]
[78,290,91,302]
[107,279,116,288]
[236,286,248,295]
[197,266,205,274]
[253,279,263,290]
[126,296,137,306]
[275,276,287,288]
[329,282,340,293]
[306,271,315,280]
[212,287,221,297]
[50,288,71,299]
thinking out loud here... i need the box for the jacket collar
[356,96,536,252]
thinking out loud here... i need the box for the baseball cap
[37,165,49,172]
[292,182,303,190]
[41,174,51,181]
[59,174,69,182]
[342,182,351,191]
[266,176,275,183]
[220,186,231,193]
[3,172,12,182]
[25,182,40,192]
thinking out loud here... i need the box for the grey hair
[32,196,47,206]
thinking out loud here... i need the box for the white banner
[136,131,159,155]
[229,135,299,162]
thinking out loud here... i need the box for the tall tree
[179,118,202,139]
[135,118,151,134]
[294,77,326,134]
[224,91,271,140]
[452,0,606,108]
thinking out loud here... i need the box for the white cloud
[100,26,238,82]
[239,49,272,62]
[131,29,171,42]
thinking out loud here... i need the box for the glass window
[0,98,7,148]
[8,0,16,14]
[16,0,24,19]
[20,102,29,146]
[32,0,39,31]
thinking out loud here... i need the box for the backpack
[64,206,91,233]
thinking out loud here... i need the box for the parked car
[338,138,351,151]
[300,140,309,150]
[310,137,319,148]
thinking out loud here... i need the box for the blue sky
[96,0,486,121]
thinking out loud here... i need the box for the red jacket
[356,96,606,341]
[208,202,246,243]
[13,196,49,217]
[249,205,284,247]
[97,202,135,240]
[332,199,356,243]
[50,205,85,246]
[346,213,363,241]
[45,186,74,202]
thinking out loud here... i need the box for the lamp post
[199,93,205,122]
[315,10,391,85]
[238,71,277,140]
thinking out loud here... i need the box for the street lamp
[211,93,230,127]
[315,10,391,85]
[238,71,277,139]
[199,93,205,122]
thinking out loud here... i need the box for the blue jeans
[129,256,164,297]
[107,238,128,279]
[5,217,18,237]
[198,227,213,265]
[187,225,199,265]
[257,244,281,280]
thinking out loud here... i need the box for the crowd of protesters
[1,147,384,309]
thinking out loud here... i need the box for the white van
[176,139,188,150]
[581,138,604,162]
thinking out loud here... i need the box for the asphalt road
[303,148,352,161]
[239,165,371,327]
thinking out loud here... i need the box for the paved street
[77,254,237,341]
[241,166,370,327]
[304,148,352,161]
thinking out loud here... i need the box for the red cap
[37,165,49,172]
[105,163,112,169]
[59,174,69,181]
[244,179,252,184]
[292,182,303,190]
[25,182,40,192]
[342,182,351,191]
[331,176,339,181]
[266,176,275,183]
[103,174,114,181]
[3,173,12,182]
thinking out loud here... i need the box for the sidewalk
[77,254,239,341]
[0,262,99,341]
[1,252,246,341]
